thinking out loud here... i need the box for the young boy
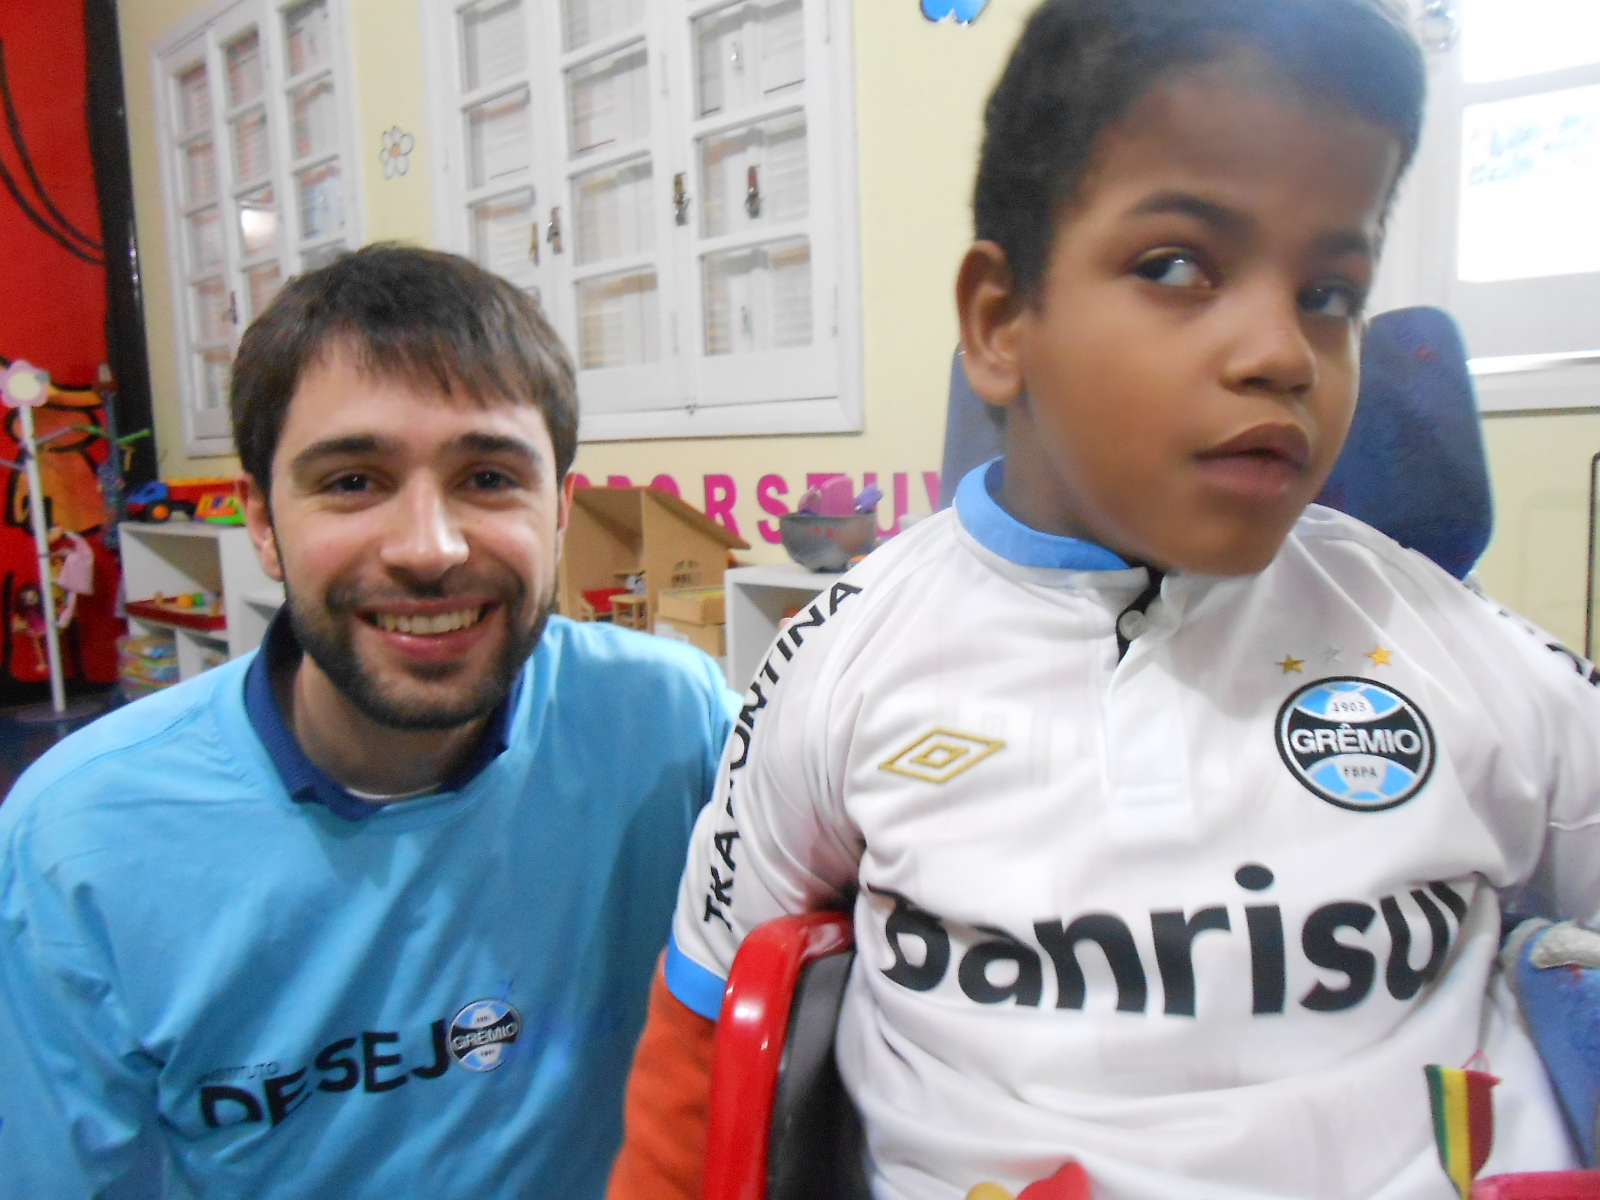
[610,2,1600,1197]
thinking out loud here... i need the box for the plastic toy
[126,477,238,523]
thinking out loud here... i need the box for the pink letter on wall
[756,474,790,544]
[649,474,682,498]
[922,471,942,512]
[569,473,593,490]
[703,474,741,539]
[606,474,633,488]
[863,472,910,537]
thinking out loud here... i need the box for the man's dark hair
[231,244,577,493]
[975,0,1427,300]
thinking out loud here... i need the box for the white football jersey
[668,462,1600,1200]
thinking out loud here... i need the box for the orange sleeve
[607,960,717,1200]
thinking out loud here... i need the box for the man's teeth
[372,607,484,635]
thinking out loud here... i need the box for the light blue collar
[955,458,1131,571]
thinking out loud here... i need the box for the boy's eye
[1133,251,1212,290]
[1299,283,1364,320]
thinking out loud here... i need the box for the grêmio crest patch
[1275,677,1435,811]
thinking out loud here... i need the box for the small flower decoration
[0,360,50,409]
[921,0,988,23]
[379,126,415,179]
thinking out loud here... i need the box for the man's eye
[469,470,516,491]
[1299,283,1364,320]
[1133,251,1211,290]
[328,473,370,494]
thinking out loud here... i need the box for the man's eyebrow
[1127,191,1375,260]
[289,435,392,476]
[453,431,544,463]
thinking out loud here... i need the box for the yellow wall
[118,1,1600,648]
[1479,412,1600,650]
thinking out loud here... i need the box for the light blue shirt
[0,616,736,1198]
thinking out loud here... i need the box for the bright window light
[1462,0,1600,85]
[1458,84,1600,283]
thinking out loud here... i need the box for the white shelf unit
[723,563,836,689]
[119,522,284,680]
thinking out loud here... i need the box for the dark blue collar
[244,611,521,821]
[955,458,1132,571]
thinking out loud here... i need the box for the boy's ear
[956,240,1028,410]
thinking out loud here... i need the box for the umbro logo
[879,728,1004,784]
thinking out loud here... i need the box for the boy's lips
[1198,424,1312,471]
[1194,424,1311,500]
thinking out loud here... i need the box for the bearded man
[0,246,736,1199]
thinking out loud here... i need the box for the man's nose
[378,480,469,579]
[1221,284,1318,399]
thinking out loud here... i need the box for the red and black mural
[0,0,154,701]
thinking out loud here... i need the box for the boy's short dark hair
[976,0,1427,299]
[231,244,577,493]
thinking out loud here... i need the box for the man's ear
[553,472,576,554]
[956,240,1029,412]
[559,472,575,532]
[240,474,283,583]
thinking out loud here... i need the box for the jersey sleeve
[665,585,867,1018]
[0,809,164,1197]
[1503,617,1600,929]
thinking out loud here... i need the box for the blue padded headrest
[1316,306,1492,580]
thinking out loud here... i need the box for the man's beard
[284,575,552,732]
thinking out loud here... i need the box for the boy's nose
[1222,288,1318,398]
[378,480,470,580]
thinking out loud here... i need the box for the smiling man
[0,246,737,1199]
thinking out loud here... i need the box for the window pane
[1459,85,1600,282]
[194,278,232,343]
[467,89,532,187]
[187,207,224,271]
[695,0,804,119]
[1462,0,1600,85]
[574,157,653,266]
[472,189,538,288]
[177,64,211,137]
[291,77,338,160]
[225,31,264,107]
[238,184,280,257]
[184,139,217,206]
[576,269,659,368]
[567,43,649,157]
[699,110,807,237]
[296,161,343,239]
[562,0,644,53]
[197,350,231,411]
[702,237,811,355]
[244,262,282,319]
[231,110,270,183]
[462,0,528,91]
[284,0,330,76]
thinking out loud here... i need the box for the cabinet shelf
[119,523,281,681]
[124,599,227,631]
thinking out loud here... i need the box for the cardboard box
[655,619,727,659]
[657,586,725,626]
[558,487,748,627]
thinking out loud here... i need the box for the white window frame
[1377,0,1600,412]
[153,0,365,457]
[421,0,862,442]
